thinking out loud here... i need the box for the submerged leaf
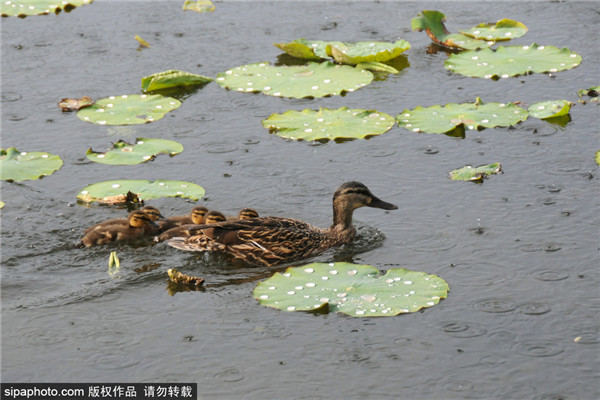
[253,262,449,317]
[528,100,572,120]
[216,61,373,99]
[86,138,184,165]
[77,180,205,203]
[449,163,502,182]
[183,0,215,13]
[396,98,528,134]
[58,96,94,112]
[77,94,181,125]
[445,43,582,79]
[460,18,528,41]
[141,70,213,92]
[411,10,492,50]
[1,0,93,17]
[263,107,395,141]
[0,147,63,182]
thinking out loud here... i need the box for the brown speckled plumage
[77,210,158,248]
[157,206,208,233]
[165,182,397,266]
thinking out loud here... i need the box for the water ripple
[532,269,569,281]
[441,321,487,338]
[517,302,551,315]
[473,298,517,313]
[514,339,564,357]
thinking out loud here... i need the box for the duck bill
[368,196,398,210]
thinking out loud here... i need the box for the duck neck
[330,200,355,232]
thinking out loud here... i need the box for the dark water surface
[2,1,599,399]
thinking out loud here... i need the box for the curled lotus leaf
[77,94,181,125]
[396,97,528,134]
[86,138,184,165]
[527,100,572,120]
[411,10,492,50]
[1,0,93,17]
[262,107,395,142]
[274,39,335,60]
[216,62,373,99]
[77,180,205,203]
[1,147,63,182]
[183,0,215,13]
[253,262,449,317]
[460,18,528,41]
[141,70,213,92]
[445,43,582,79]
[449,163,502,182]
[326,40,411,64]
[596,151,600,166]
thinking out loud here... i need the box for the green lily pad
[183,0,214,13]
[274,39,334,60]
[1,147,63,182]
[396,97,528,134]
[1,0,92,17]
[141,70,213,92]
[77,180,205,203]
[77,94,181,125]
[460,19,528,41]
[445,43,582,79]
[326,40,411,64]
[216,61,373,99]
[86,138,184,165]
[578,85,599,98]
[253,262,449,317]
[528,100,572,120]
[411,10,492,50]
[449,163,502,182]
[262,107,395,141]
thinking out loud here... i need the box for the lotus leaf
[86,138,184,165]
[355,62,399,74]
[528,100,572,120]
[216,62,373,99]
[262,107,395,141]
[460,19,528,41]
[77,180,205,203]
[274,39,334,60]
[411,10,492,50]
[445,43,582,79]
[396,98,528,134]
[183,0,215,13]
[77,94,181,125]
[449,163,502,182]
[1,0,92,17]
[596,151,600,166]
[578,86,599,98]
[325,40,411,64]
[253,262,449,317]
[0,147,63,182]
[141,70,213,92]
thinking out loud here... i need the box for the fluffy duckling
[166,181,397,267]
[83,205,164,235]
[205,210,226,224]
[157,206,208,233]
[77,210,158,248]
[227,208,260,221]
[156,210,226,242]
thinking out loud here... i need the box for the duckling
[227,208,260,221]
[155,210,226,242]
[83,205,164,237]
[165,181,397,267]
[157,206,208,233]
[77,210,158,248]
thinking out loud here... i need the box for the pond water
[1,1,599,399]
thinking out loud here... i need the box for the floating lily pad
[1,147,63,182]
[77,94,181,125]
[183,0,214,13]
[396,98,528,134]
[216,62,373,99]
[253,262,449,317]
[326,40,411,64]
[460,19,528,41]
[445,43,582,79]
[274,39,334,60]
[86,138,184,165]
[449,163,502,182]
[262,107,395,141]
[141,70,213,92]
[1,0,92,17]
[411,10,492,50]
[578,85,599,98]
[77,180,205,203]
[528,100,572,120]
